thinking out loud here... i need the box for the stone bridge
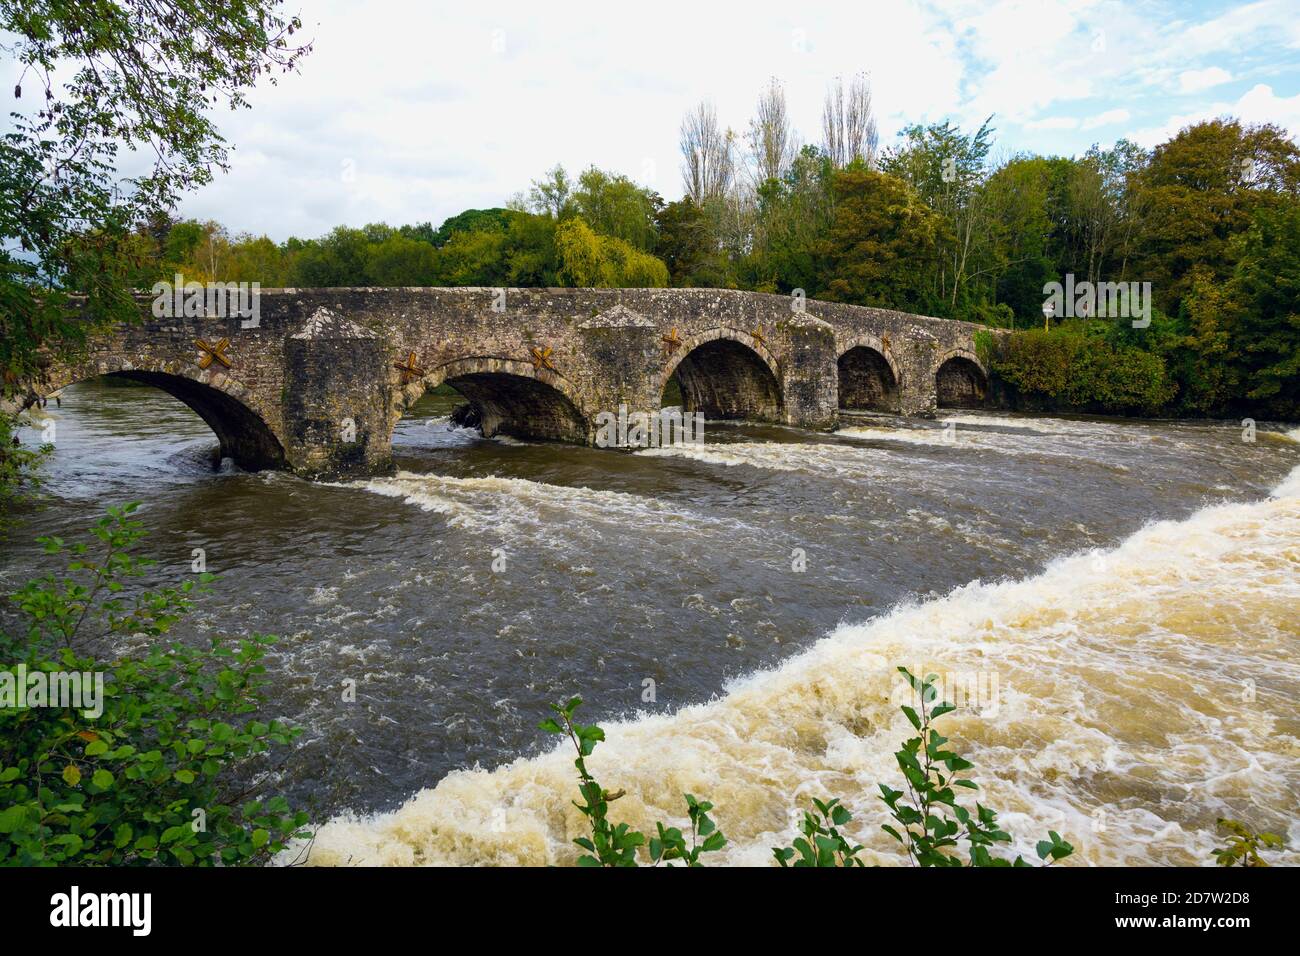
[37,288,996,476]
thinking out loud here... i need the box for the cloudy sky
[156,0,1300,239]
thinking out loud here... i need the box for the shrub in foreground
[0,504,310,865]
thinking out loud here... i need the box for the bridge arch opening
[408,359,590,443]
[838,345,899,412]
[43,370,286,471]
[936,355,988,408]
[663,332,782,422]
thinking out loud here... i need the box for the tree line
[127,79,1300,419]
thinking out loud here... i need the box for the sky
[46,0,1300,240]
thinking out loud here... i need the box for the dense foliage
[0,505,309,865]
[990,328,1178,415]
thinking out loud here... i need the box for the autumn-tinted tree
[1131,119,1300,314]
[817,166,948,311]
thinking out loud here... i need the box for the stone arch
[935,347,988,408]
[837,334,901,412]
[659,328,783,422]
[42,357,286,470]
[397,357,591,443]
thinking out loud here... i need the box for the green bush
[0,504,310,865]
[991,327,1177,415]
[877,668,1073,867]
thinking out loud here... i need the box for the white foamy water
[344,470,759,541]
[636,440,895,479]
[835,419,1142,462]
[299,463,1300,867]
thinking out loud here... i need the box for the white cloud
[1163,0,1293,59]
[1129,84,1300,147]
[1026,117,1080,130]
[1235,83,1300,131]
[1083,108,1131,129]
[12,0,1283,239]
[174,0,969,239]
[1178,67,1232,94]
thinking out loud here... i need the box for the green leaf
[0,805,29,833]
[901,705,921,730]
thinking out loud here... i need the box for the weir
[32,287,999,476]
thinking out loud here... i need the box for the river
[5,378,1298,866]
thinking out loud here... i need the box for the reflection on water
[4,378,1298,865]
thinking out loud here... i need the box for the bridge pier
[775,313,839,430]
[282,307,394,477]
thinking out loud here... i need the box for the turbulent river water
[5,378,1298,866]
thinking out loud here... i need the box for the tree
[1226,202,1300,416]
[747,78,796,185]
[680,100,735,205]
[747,146,835,294]
[289,226,371,287]
[1131,119,1300,314]
[500,211,561,287]
[554,217,668,288]
[880,118,996,315]
[365,235,438,286]
[1056,140,1147,288]
[570,167,661,252]
[433,228,510,286]
[527,165,573,218]
[656,198,730,288]
[817,167,949,311]
[0,0,311,395]
[227,235,295,287]
[1178,203,1300,418]
[428,208,513,247]
[822,74,878,168]
[977,156,1057,325]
